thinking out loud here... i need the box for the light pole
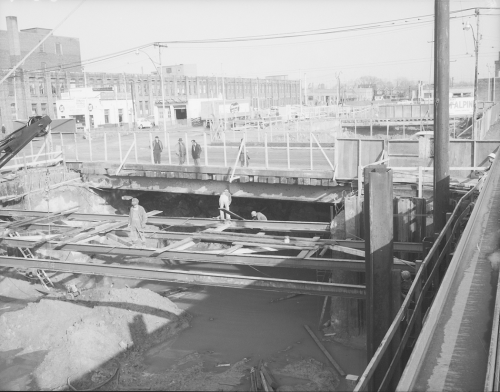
[487,64,493,102]
[463,8,480,140]
[136,46,170,140]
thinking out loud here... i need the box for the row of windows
[39,42,63,55]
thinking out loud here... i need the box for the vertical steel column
[433,0,450,234]
[364,165,394,390]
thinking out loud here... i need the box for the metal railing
[354,183,478,391]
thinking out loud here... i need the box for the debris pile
[0,287,189,390]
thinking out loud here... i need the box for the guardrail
[354,183,478,391]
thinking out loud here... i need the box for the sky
[0,0,499,87]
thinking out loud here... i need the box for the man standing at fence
[152,136,163,164]
[219,189,232,221]
[191,139,202,166]
[176,138,186,165]
[128,198,147,247]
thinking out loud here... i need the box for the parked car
[137,118,153,129]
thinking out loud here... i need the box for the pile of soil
[0,287,189,390]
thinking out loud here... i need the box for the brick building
[0,16,301,132]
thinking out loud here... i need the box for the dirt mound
[0,287,189,390]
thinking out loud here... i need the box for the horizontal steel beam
[0,237,413,271]
[0,255,366,298]
[0,210,330,233]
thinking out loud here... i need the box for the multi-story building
[0,16,301,132]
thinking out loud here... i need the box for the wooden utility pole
[433,0,450,234]
[364,165,394,390]
[472,8,480,140]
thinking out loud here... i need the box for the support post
[364,166,394,391]
[167,132,171,164]
[433,0,450,234]
[30,141,34,162]
[264,132,269,169]
[185,133,190,165]
[104,133,108,162]
[74,133,79,161]
[133,133,138,163]
[88,133,92,161]
[223,131,227,167]
[204,132,208,166]
[118,133,122,162]
[59,133,64,160]
[286,132,291,169]
[310,132,313,170]
[149,132,154,164]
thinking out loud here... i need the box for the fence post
[204,132,208,166]
[370,117,373,137]
[386,121,389,138]
[310,132,313,170]
[59,133,64,161]
[30,141,34,162]
[149,133,154,164]
[270,119,273,142]
[133,133,138,163]
[104,133,108,162]
[265,132,269,169]
[118,133,122,162]
[185,133,190,165]
[418,166,423,198]
[223,131,227,167]
[166,133,171,164]
[74,133,79,161]
[286,132,290,169]
[354,119,357,136]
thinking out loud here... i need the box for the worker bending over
[251,211,267,221]
[128,198,147,246]
[219,189,232,221]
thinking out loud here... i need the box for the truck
[200,99,251,128]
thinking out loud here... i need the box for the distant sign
[450,97,473,116]
[230,102,239,113]
[92,87,114,92]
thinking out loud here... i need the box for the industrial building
[0,16,301,132]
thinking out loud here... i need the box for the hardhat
[401,270,411,280]
[488,153,496,159]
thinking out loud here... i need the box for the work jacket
[152,140,163,152]
[129,205,147,228]
[192,143,202,159]
[178,142,187,156]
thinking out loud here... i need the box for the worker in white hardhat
[485,153,496,172]
[219,189,232,221]
[251,211,267,221]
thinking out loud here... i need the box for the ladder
[9,232,53,290]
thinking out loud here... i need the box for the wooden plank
[304,325,346,377]
[218,208,245,221]
[152,237,194,256]
[220,244,244,255]
[4,207,80,229]
[232,241,316,250]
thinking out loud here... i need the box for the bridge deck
[396,149,500,390]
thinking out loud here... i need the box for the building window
[39,79,45,95]
[78,78,84,88]
[29,78,36,95]
[55,43,63,55]
[139,101,143,116]
[39,42,45,53]
[166,68,172,74]
[51,79,57,95]
[41,103,47,115]
[32,104,38,115]
[10,103,16,120]
[70,78,76,88]
[104,109,110,124]
[8,79,14,96]
[118,109,123,123]
[53,103,57,118]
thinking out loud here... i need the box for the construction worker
[251,211,267,221]
[152,136,163,164]
[128,198,147,247]
[401,270,413,299]
[176,138,186,165]
[478,152,496,192]
[191,139,202,166]
[219,189,232,221]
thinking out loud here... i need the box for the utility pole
[123,72,130,128]
[130,80,136,130]
[304,73,307,106]
[433,0,450,234]
[155,43,171,134]
[472,8,480,139]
